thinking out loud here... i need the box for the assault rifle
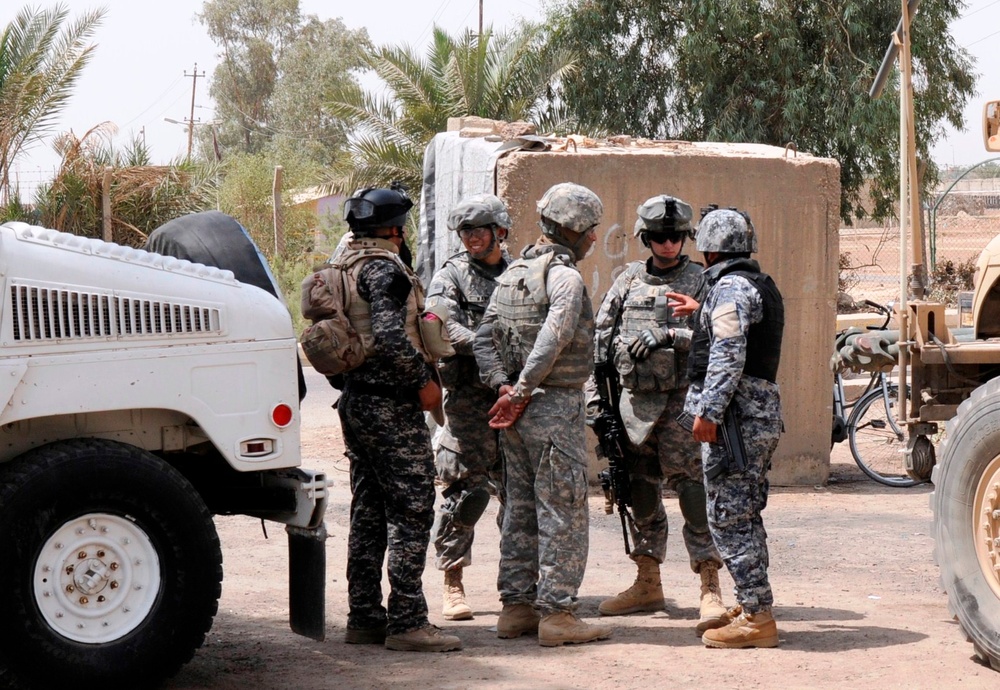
[593,360,634,554]
[677,405,748,479]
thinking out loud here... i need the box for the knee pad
[677,480,709,533]
[454,487,491,528]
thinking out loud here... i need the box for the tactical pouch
[418,305,455,361]
[614,339,677,392]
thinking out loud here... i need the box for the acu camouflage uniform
[684,255,784,615]
[427,247,510,571]
[593,255,722,571]
[474,242,595,615]
[337,239,439,636]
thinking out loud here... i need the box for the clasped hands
[488,384,531,429]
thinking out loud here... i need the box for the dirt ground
[163,368,999,690]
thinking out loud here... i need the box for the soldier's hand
[640,327,672,350]
[418,378,443,411]
[665,291,699,318]
[692,415,718,443]
[488,384,530,429]
[627,336,650,361]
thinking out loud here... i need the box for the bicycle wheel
[847,385,923,487]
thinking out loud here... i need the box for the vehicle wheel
[0,439,222,688]
[847,385,923,487]
[933,378,1000,671]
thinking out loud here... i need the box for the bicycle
[832,300,923,487]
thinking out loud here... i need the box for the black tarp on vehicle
[146,211,307,401]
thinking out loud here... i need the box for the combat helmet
[463,193,512,230]
[537,182,603,236]
[634,195,694,242]
[447,195,510,260]
[696,207,757,254]
[343,184,413,235]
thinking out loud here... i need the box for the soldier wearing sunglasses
[592,195,728,633]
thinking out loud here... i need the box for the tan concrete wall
[494,142,840,485]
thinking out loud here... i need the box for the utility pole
[183,63,205,160]
[479,0,483,37]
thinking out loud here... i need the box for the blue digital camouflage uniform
[338,255,437,636]
[474,242,594,615]
[593,256,722,571]
[684,257,783,614]
[426,249,509,571]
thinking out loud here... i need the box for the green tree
[547,0,975,222]
[324,23,577,195]
[0,4,104,203]
[198,0,367,164]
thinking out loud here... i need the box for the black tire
[847,385,923,487]
[0,439,223,688]
[933,378,1000,671]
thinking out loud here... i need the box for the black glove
[627,328,673,361]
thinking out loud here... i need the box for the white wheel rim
[32,513,161,644]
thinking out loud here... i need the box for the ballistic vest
[614,258,704,392]
[688,260,783,384]
[492,246,593,388]
[339,238,431,363]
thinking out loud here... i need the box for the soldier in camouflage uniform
[591,196,728,631]
[683,208,784,649]
[427,194,512,621]
[474,182,613,647]
[337,187,461,652]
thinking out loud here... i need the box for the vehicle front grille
[10,282,222,342]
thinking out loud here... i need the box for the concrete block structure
[420,126,841,486]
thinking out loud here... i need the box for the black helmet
[344,184,413,234]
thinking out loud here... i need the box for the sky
[4,0,999,198]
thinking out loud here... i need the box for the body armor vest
[493,248,593,388]
[340,239,432,363]
[614,259,702,393]
[688,261,783,385]
[432,252,503,390]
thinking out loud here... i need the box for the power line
[965,27,1000,48]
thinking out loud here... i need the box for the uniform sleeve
[513,263,585,397]
[671,272,707,352]
[473,293,507,391]
[358,259,432,389]
[593,268,631,363]
[426,265,477,356]
[694,276,761,423]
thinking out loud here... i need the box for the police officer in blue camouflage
[592,196,728,631]
[427,194,512,621]
[474,182,613,647]
[683,207,784,649]
[337,186,462,652]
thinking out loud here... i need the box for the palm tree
[0,4,104,204]
[323,22,577,196]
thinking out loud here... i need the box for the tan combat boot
[385,625,463,652]
[697,604,741,634]
[538,611,613,647]
[696,562,729,634]
[442,567,473,621]
[598,554,664,616]
[496,603,541,638]
[701,608,778,649]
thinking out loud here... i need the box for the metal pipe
[869,0,921,99]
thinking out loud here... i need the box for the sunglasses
[458,226,495,239]
[645,231,686,244]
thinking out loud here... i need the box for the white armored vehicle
[0,220,328,687]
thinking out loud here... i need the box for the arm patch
[710,302,741,340]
